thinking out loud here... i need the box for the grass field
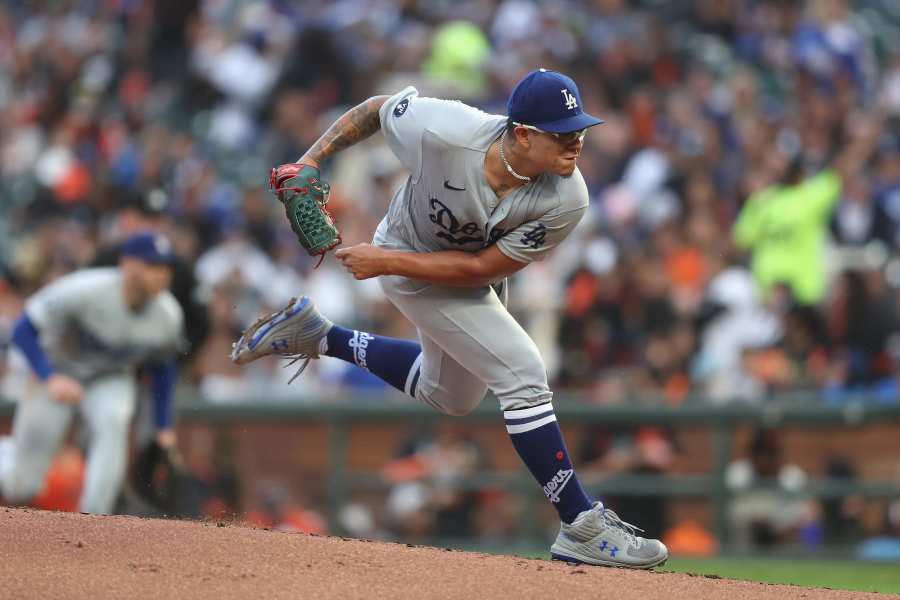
[660,556,900,594]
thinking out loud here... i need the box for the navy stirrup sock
[325,328,591,522]
[324,325,422,397]
[504,403,593,523]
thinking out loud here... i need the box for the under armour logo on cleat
[610,546,619,557]
[272,339,289,351]
[599,540,608,552]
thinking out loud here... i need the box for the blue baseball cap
[120,232,175,265]
[507,68,604,133]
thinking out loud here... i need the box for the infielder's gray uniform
[1,268,183,514]
[373,87,588,414]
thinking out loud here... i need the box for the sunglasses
[514,122,588,144]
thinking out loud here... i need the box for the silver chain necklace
[499,130,531,182]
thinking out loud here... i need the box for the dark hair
[505,119,517,145]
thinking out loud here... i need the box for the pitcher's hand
[335,244,388,280]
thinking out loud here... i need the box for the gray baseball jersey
[372,87,589,413]
[2,267,184,514]
[25,267,184,381]
[373,87,589,270]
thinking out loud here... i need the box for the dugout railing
[2,396,900,549]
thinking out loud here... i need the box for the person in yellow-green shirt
[734,114,883,305]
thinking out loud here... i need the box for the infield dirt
[0,508,894,599]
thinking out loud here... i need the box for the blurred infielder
[232,69,668,568]
[0,232,183,514]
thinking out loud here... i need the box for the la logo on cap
[507,68,604,133]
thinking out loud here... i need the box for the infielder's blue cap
[120,231,175,265]
[507,68,604,133]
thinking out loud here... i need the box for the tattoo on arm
[301,96,388,165]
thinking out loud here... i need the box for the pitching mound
[0,508,887,599]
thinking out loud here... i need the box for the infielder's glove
[270,163,342,265]
[131,439,187,515]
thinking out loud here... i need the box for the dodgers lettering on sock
[504,402,593,524]
[324,325,421,396]
[543,468,574,503]
[348,331,374,369]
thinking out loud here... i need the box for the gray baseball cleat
[550,502,668,569]
[230,296,333,383]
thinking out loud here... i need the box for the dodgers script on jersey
[23,268,184,381]
[373,87,589,268]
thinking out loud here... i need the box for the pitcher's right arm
[295,95,389,169]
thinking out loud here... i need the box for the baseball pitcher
[231,69,668,568]
[0,232,184,515]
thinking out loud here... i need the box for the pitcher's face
[517,125,587,178]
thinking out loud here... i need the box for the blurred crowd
[1,0,900,407]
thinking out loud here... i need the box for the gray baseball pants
[379,275,552,414]
[1,374,137,514]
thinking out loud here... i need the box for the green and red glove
[270,163,342,262]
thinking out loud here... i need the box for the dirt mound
[0,508,888,600]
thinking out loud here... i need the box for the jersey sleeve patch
[497,207,586,263]
[393,98,409,117]
[519,223,547,249]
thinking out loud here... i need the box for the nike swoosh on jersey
[443,180,465,191]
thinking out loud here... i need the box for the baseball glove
[130,439,187,515]
[270,163,342,266]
